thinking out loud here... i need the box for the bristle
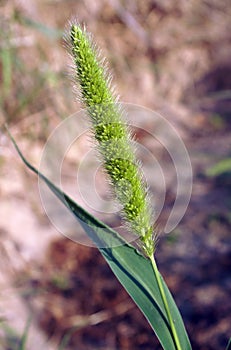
[66,22,155,257]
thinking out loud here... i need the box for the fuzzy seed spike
[68,23,155,256]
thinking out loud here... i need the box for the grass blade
[9,132,191,350]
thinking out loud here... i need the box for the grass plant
[9,22,192,350]
[67,22,190,350]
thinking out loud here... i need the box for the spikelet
[67,22,155,257]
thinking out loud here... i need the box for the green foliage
[16,15,62,40]
[10,137,191,350]
[51,273,70,290]
[206,157,231,177]
[18,317,31,350]
[0,12,65,133]
[0,316,31,350]
[0,46,12,103]
[226,338,231,350]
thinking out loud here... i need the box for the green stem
[150,255,182,350]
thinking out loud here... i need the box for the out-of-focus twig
[66,300,134,329]
[108,0,151,47]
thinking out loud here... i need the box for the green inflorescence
[69,23,155,257]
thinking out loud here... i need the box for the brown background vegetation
[0,1,230,349]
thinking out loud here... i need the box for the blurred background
[0,0,230,349]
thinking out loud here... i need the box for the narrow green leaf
[18,316,31,350]
[226,338,231,350]
[0,48,12,101]
[19,16,62,39]
[206,158,231,177]
[10,134,191,350]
